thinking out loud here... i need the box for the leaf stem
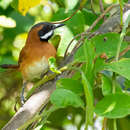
[81,71,94,129]
[119,0,123,26]
[113,119,117,130]
[112,72,116,94]
[115,14,129,61]
[112,72,117,129]
[102,118,107,130]
[115,31,125,61]
[83,41,88,74]
[70,67,94,129]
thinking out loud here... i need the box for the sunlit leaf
[55,0,78,10]
[55,26,77,57]
[0,0,12,9]
[65,0,78,10]
[13,33,27,60]
[95,93,130,118]
[0,15,16,28]
[48,57,61,74]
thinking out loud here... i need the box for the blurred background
[0,0,128,129]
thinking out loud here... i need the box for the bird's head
[28,22,64,42]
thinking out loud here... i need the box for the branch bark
[2,3,130,130]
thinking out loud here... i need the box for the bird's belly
[24,57,49,81]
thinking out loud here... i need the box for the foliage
[0,0,130,129]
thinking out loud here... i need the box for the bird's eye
[38,30,43,36]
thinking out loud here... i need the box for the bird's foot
[20,95,26,106]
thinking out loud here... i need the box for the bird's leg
[21,81,28,105]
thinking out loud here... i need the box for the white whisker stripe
[40,30,53,40]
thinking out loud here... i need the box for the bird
[0,22,65,104]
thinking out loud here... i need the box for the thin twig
[105,45,130,62]
[119,45,130,57]
[99,0,104,13]
[87,4,118,32]
[51,6,82,24]
[64,4,118,57]
[99,0,106,21]
[64,32,87,57]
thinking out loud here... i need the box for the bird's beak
[53,23,65,29]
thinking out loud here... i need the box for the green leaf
[64,0,78,10]
[101,74,112,96]
[81,71,94,125]
[75,40,96,85]
[93,57,105,73]
[80,0,88,8]
[54,0,65,7]
[0,15,16,28]
[82,8,104,30]
[75,40,96,86]
[66,11,85,35]
[55,0,78,10]
[91,33,128,58]
[50,89,84,108]
[95,93,130,118]
[48,57,61,74]
[11,0,18,10]
[81,72,94,106]
[74,45,86,62]
[0,0,12,9]
[104,58,130,80]
[74,40,95,63]
[56,78,84,95]
[6,11,34,36]
[50,35,61,49]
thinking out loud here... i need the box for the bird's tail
[0,64,19,69]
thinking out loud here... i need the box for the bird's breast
[22,56,49,81]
